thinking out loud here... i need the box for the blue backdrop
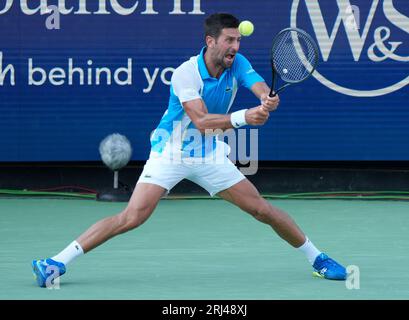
[0,0,408,161]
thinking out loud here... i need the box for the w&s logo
[291,0,408,97]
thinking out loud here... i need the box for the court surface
[1,198,408,300]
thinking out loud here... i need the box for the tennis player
[32,13,346,287]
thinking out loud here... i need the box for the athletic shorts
[137,142,246,197]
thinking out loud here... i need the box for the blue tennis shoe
[312,253,346,280]
[32,258,66,288]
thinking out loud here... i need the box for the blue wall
[0,0,408,161]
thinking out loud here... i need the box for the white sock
[298,237,322,265]
[52,240,84,266]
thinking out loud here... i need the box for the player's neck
[204,51,224,79]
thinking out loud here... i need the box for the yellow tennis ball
[239,20,254,36]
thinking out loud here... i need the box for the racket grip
[269,88,277,97]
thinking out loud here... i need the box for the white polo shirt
[150,46,264,159]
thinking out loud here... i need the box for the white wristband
[230,109,248,128]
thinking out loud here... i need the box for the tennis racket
[269,27,319,97]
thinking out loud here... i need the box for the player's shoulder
[174,55,200,75]
[232,53,255,75]
[171,55,201,84]
[234,53,251,65]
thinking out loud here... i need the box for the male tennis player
[32,13,346,287]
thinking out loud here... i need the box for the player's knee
[252,200,284,225]
[249,199,271,222]
[119,205,153,231]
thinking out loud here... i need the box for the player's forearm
[195,113,234,133]
[251,82,280,111]
[251,81,271,99]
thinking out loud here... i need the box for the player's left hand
[260,93,280,111]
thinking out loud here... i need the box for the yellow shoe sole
[312,271,325,278]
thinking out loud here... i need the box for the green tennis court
[1,197,408,300]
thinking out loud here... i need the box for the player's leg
[217,178,346,280]
[189,147,346,280]
[31,183,165,287]
[76,182,166,253]
[32,155,188,287]
[218,179,305,247]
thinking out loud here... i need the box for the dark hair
[204,13,240,39]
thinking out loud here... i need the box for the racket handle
[268,88,276,97]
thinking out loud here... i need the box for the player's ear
[206,35,216,48]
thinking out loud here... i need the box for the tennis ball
[239,20,254,36]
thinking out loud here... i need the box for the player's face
[212,28,241,68]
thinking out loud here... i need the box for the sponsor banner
[0,0,408,161]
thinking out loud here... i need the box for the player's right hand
[261,93,280,111]
[245,105,270,126]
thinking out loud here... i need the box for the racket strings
[274,33,310,81]
[276,35,308,81]
[272,30,317,83]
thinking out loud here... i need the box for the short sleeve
[235,54,265,89]
[171,60,202,103]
